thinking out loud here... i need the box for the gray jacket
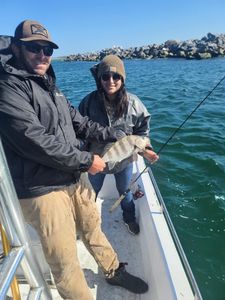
[79,90,151,156]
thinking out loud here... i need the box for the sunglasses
[22,42,54,56]
[101,72,121,82]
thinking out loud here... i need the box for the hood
[0,35,14,71]
[90,62,101,89]
[0,35,56,81]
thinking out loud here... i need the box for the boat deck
[77,195,144,300]
[2,185,145,300]
[1,159,200,300]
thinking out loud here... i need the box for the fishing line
[109,74,225,212]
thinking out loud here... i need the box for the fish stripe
[102,135,150,165]
[111,138,127,159]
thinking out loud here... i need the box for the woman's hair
[98,82,128,118]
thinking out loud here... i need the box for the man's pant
[19,174,119,300]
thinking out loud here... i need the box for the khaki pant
[20,173,119,300]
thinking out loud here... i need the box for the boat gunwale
[147,166,203,300]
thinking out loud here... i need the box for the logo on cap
[31,24,48,38]
[109,66,117,72]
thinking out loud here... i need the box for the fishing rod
[109,74,225,212]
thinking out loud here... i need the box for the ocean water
[53,58,225,300]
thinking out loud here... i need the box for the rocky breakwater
[63,33,225,61]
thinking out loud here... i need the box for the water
[53,58,225,300]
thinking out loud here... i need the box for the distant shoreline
[58,32,225,61]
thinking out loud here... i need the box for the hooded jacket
[78,62,151,156]
[0,36,120,198]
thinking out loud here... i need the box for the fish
[101,135,151,173]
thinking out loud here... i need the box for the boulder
[61,32,225,61]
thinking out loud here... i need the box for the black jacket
[0,36,120,198]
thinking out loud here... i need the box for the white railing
[0,138,52,300]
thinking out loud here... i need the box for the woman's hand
[142,149,159,164]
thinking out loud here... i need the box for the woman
[79,55,158,235]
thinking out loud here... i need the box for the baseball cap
[14,20,58,49]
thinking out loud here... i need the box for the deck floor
[77,196,143,300]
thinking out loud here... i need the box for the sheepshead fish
[101,135,150,173]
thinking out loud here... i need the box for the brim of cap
[19,37,59,49]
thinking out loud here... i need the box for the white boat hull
[99,157,197,300]
[1,157,201,299]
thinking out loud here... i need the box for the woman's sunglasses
[101,72,121,82]
[22,42,54,57]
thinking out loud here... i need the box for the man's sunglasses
[101,72,122,82]
[22,42,54,57]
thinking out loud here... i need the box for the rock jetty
[62,33,225,61]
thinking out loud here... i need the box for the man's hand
[142,149,159,164]
[88,155,106,175]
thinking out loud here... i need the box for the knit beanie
[97,55,126,81]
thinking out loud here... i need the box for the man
[0,20,149,299]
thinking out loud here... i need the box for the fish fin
[103,156,134,174]
[107,161,116,171]
[133,153,138,161]
[101,142,114,157]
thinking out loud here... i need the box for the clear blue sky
[2,0,225,57]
